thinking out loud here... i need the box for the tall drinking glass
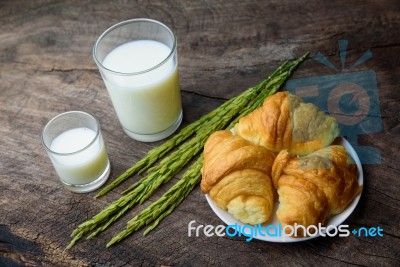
[93,19,182,142]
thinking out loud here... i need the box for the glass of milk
[41,111,110,193]
[93,19,182,142]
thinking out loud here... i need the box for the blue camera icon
[286,41,381,164]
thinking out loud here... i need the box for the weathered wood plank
[0,0,399,266]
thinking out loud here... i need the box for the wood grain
[0,0,399,266]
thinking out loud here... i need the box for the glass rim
[92,18,177,76]
[41,111,101,156]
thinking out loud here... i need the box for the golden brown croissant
[201,130,276,224]
[234,91,340,155]
[271,145,362,236]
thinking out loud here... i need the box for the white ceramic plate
[205,137,363,242]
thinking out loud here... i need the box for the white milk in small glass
[102,40,181,136]
[50,127,108,185]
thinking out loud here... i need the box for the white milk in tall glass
[102,40,181,138]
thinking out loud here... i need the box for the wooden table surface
[1,0,399,266]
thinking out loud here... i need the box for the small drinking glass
[41,111,110,193]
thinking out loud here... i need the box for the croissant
[271,145,362,236]
[201,130,276,225]
[234,91,340,155]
